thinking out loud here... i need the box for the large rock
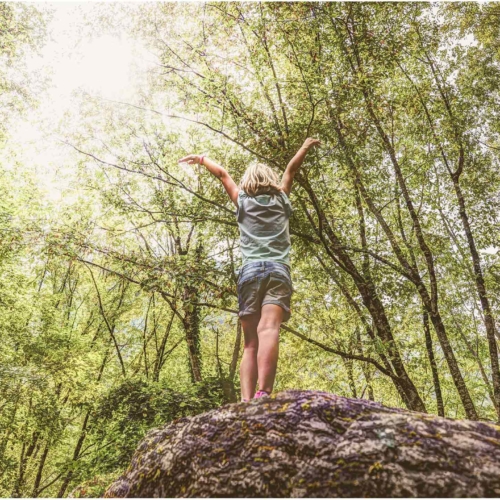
[104,390,500,497]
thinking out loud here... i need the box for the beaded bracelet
[200,155,205,165]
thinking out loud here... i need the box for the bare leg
[239,313,260,401]
[257,304,284,394]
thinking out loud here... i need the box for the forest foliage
[1,2,500,497]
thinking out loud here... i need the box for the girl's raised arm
[281,138,321,195]
[179,154,239,208]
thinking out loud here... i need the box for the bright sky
[8,2,153,206]
[43,3,150,96]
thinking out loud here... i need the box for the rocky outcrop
[104,390,500,497]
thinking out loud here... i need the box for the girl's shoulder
[238,189,293,217]
[239,188,289,199]
[238,189,293,212]
[279,190,291,203]
[239,188,292,204]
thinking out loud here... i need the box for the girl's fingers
[179,155,201,165]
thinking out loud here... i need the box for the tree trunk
[57,348,109,497]
[31,441,50,497]
[182,282,202,383]
[57,412,90,498]
[423,310,445,417]
[229,319,242,382]
[12,431,39,497]
[451,176,500,420]
[153,312,175,382]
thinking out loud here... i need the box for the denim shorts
[237,261,294,322]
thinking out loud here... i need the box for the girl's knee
[256,324,279,340]
[243,340,259,351]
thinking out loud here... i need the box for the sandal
[254,390,270,399]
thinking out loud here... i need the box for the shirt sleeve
[280,191,293,218]
[236,189,244,217]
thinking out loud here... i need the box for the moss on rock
[104,390,500,497]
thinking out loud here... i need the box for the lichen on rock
[104,390,500,497]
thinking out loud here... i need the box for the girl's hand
[178,154,202,165]
[302,138,321,151]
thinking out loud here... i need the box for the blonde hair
[239,163,282,197]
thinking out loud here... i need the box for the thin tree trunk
[86,265,127,377]
[57,348,109,497]
[315,254,416,409]
[31,386,71,498]
[172,234,203,383]
[450,177,500,420]
[215,327,237,403]
[423,311,445,417]
[142,295,153,379]
[12,442,26,498]
[12,431,39,497]
[229,319,242,381]
[345,357,358,399]
[31,442,50,497]
[0,382,22,470]
[57,412,90,498]
[182,281,202,383]
[453,317,497,410]
[356,327,374,401]
[153,311,176,382]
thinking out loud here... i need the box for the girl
[179,137,321,401]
